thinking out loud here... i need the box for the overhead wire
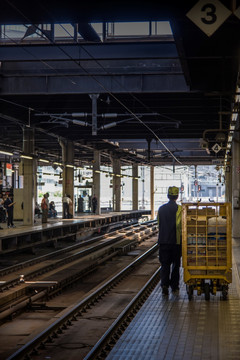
[3,0,183,164]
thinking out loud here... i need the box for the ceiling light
[0,150,13,156]
[20,155,33,160]
[39,159,49,163]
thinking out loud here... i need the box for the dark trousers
[7,208,13,226]
[159,244,181,289]
[63,203,69,218]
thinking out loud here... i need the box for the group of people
[0,193,16,229]
[0,190,99,229]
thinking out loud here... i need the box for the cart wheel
[187,285,193,300]
[204,283,210,301]
[222,285,228,300]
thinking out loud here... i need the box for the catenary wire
[2,0,183,164]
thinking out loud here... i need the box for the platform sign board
[6,163,12,176]
[186,0,231,36]
[212,143,222,153]
[234,6,240,20]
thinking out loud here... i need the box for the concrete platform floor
[106,238,240,360]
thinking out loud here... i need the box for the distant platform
[0,210,151,253]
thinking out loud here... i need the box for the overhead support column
[132,164,139,210]
[92,150,101,215]
[89,94,99,136]
[112,158,121,212]
[225,166,232,203]
[232,129,240,238]
[150,166,155,220]
[60,140,74,218]
[22,127,36,226]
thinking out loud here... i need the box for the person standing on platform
[92,194,98,214]
[78,195,84,213]
[4,193,16,228]
[62,194,69,219]
[67,195,73,218]
[157,186,182,295]
[41,193,49,223]
[0,194,6,229]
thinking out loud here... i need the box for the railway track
[0,220,159,359]
[0,221,157,294]
[4,240,160,360]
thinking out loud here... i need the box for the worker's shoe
[162,286,169,295]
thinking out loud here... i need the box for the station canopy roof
[0,0,239,168]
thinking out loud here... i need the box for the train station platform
[106,237,240,360]
[0,210,150,254]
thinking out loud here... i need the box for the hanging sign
[212,143,222,153]
[234,6,240,20]
[186,0,231,36]
[6,163,12,176]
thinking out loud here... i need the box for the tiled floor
[107,251,240,360]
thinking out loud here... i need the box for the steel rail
[0,221,151,277]
[0,221,156,292]
[84,267,161,360]
[7,243,159,360]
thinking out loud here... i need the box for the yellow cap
[168,186,179,196]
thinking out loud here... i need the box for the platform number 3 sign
[186,0,240,37]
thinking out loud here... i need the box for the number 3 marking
[201,3,217,24]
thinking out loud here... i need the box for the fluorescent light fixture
[94,170,101,173]
[53,162,63,166]
[20,155,33,160]
[66,164,74,168]
[39,159,49,163]
[116,174,121,177]
[0,150,13,156]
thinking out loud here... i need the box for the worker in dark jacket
[157,186,182,295]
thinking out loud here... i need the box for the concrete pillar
[225,164,232,203]
[132,163,138,210]
[22,127,36,225]
[150,165,155,220]
[92,150,101,215]
[112,158,121,212]
[60,140,74,217]
[232,131,240,238]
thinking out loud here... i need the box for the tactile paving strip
[107,257,240,360]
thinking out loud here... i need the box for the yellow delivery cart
[182,202,232,300]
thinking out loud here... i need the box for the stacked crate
[182,203,232,286]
